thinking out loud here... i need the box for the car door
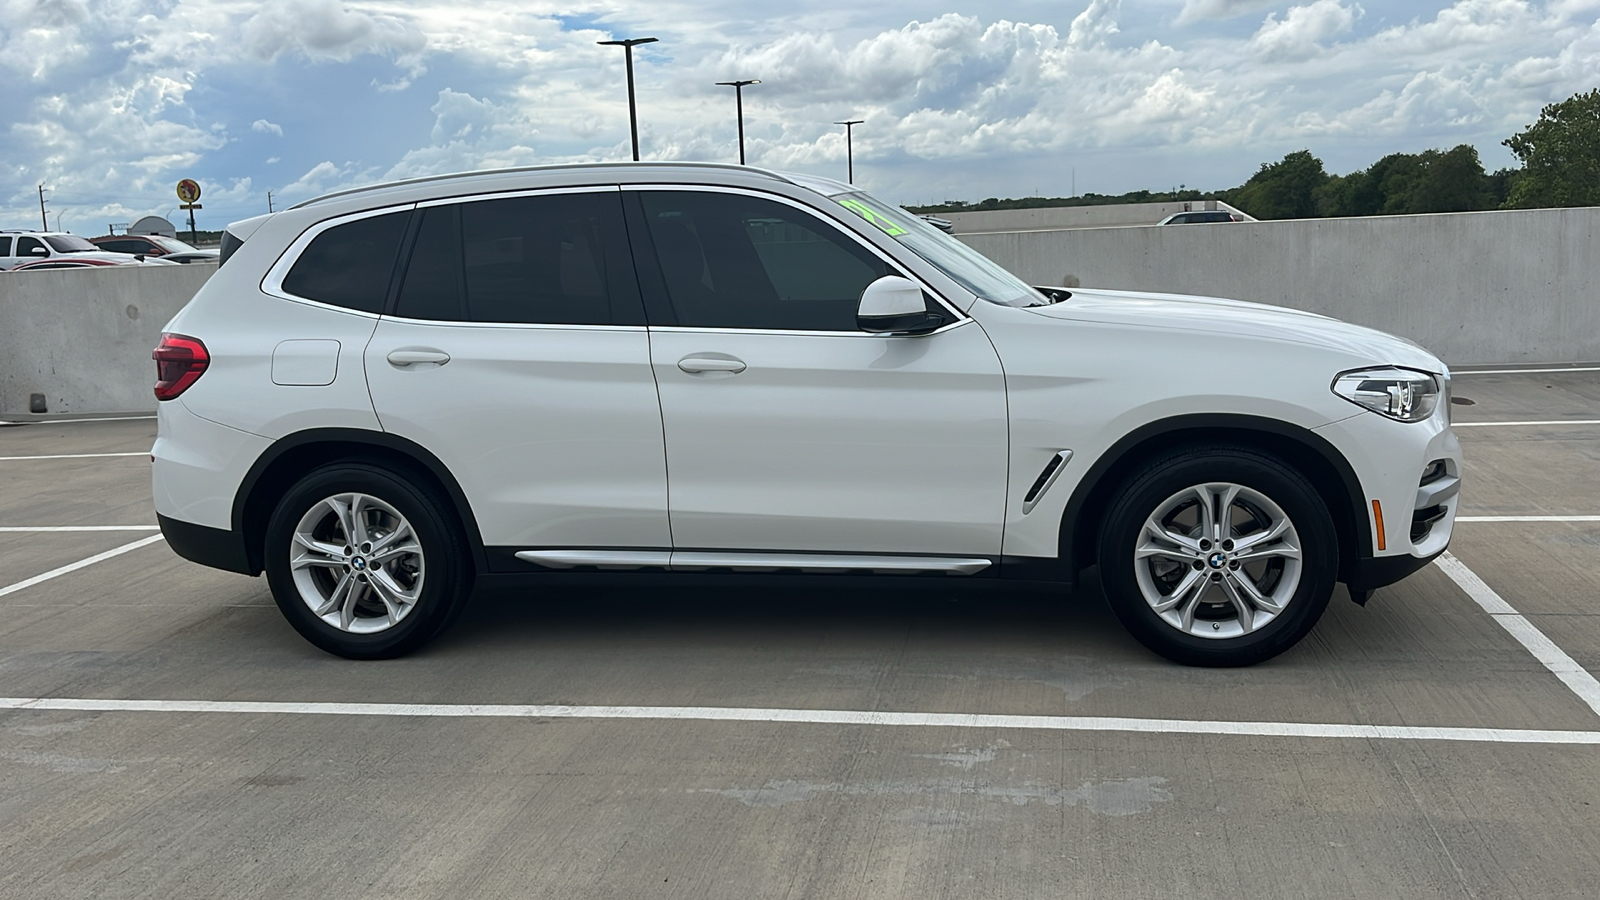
[364,187,671,553]
[627,187,1009,558]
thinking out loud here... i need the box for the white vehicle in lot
[151,163,1460,666]
[0,230,148,269]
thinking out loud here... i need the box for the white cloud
[1178,0,1279,23]
[238,0,425,65]
[251,119,283,136]
[1251,1,1362,61]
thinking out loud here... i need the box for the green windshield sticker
[837,198,908,236]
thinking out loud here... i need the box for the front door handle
[386,348,451,367]
[677,356,747,375]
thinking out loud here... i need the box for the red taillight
[153,333,209,401]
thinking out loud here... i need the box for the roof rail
[291,161,795,210]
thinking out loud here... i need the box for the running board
[514,549,991,576]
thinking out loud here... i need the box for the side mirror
[857,275,946,335]
[29,246,48,256]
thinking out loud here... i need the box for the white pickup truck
[0,230,153,270]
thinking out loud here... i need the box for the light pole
[834,119,863,183]
[716,80,760,164]
[598,37,658,161]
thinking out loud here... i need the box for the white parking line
[0,535,166,599]
[1453,420,1600,428]
[1453,366,1600,375]
[1457,516,1600,523]
[0,526,160,532]
[1435,552,1600,720]
[0,452,148,461]
[0,416,156,425]
[0,696,1595,745]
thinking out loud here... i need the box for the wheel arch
[1058,414,1369,584]
[232,428,486,577]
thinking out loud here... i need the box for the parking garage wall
[958,205,1600,366]
[0,265,213,416]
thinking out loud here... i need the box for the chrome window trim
[624,183,969,329]
[379,314,646,333]
[414,184,619,209]
[646,318,971,339]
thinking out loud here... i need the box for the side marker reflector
[1372,499,1387,551]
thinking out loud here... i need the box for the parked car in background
[1156,211,1244,225]
[0,231,147,269]
[152,162,1458,667]
[154,248,221,265]
[89,233,207,259]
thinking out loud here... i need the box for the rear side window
[0,237,11,255]
[395,191,642,325]
[281,211,410,313]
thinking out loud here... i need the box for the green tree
[1229,150,1329,219]
[1503,88,1600,208]
[1405,145,1493,213]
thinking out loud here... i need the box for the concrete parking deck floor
[3,371,1600,898]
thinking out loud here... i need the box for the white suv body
[152,163,1460,665]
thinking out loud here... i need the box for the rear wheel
[1097,447,1337,667]
[264,462,473,659]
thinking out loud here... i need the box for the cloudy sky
[3,0,1597,233]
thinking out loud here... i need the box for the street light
[597,37,659,161]
[834,119,864,183]
[715,79,760,165]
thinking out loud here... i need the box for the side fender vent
[1022,450,1073,515]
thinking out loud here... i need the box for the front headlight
[1332,367,1440,422]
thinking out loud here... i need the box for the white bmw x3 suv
[152,163,1461,666]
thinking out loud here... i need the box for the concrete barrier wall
[943,200,1251,233]
[0,265,214,416]
[959,206,1600,366]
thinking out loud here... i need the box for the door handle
[677,356,747,375]
[386,349,451,367]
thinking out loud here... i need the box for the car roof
[290,161,808,212]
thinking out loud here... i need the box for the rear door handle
[386,349,451,367]
[677,356,747,374]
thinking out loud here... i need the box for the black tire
[1096,446,1336,667]
[263,462,474,659]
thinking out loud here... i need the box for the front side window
[17,237,45,257]
[281,211,410,313]
[638,191,904,331]
[97,239,145,253]
[395,191,640,326]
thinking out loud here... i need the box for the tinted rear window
[281,211,410,312]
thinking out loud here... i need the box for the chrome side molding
[515,550,673,570]
[515,549,991,576]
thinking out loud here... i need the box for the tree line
[912,88,1600,220]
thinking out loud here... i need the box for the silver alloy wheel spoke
[1134,480,1302,640]
[289,492,425,635]
[1218,576,1256,633]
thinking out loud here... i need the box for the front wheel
[263,462,473,659]
[1097,447,1337,667]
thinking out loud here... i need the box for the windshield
[833,191,1040,307]
[46,235,98,253]
[150,236,197,253]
